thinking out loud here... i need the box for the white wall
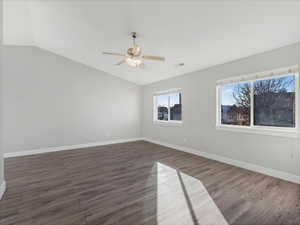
[2,46,141,153]
[142,42,300,177]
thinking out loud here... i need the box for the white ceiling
[4,1,300,85]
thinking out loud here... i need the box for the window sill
[216,125,299,138]
[153,121,183,127]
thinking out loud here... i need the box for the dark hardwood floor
[0,141,299,225]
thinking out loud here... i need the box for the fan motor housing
[127,48,134,56]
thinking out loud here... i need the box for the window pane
[170,92,182,121]
[156,94,169,121]
[254,75,295,127]
[221,82,251,126]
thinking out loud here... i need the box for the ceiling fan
[102,32,165,68]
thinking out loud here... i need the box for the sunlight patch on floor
[156,162,228,225]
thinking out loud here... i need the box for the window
[221,82,251,126]
[154,90,182,123]
[254,75,295,128]
[156,94,169,121]
[217,67,299,137]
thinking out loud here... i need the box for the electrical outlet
[183,138,187,143]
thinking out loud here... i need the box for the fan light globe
[126,57,142,67]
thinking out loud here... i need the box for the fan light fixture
[126,57,142,67]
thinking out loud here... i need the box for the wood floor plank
[0,141,299,225]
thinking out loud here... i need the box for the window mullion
[295,73,299,130]
[168,95,170,121]
[218,86,221,126]
[250,81,254,128]
[154,96,157,121]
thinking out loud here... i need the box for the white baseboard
[142,138,300,184]
[4,137,143,158]
[0,181,6,200]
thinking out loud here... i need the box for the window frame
[216,70,299,138]
[153,89,183,126]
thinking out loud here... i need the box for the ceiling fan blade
[142,55,165,61]
[115,59,126,66]
[102,52,126,57]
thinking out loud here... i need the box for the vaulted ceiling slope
[4,1,300,85]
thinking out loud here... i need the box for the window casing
[153,89,182,124]
[216,66,299,137]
